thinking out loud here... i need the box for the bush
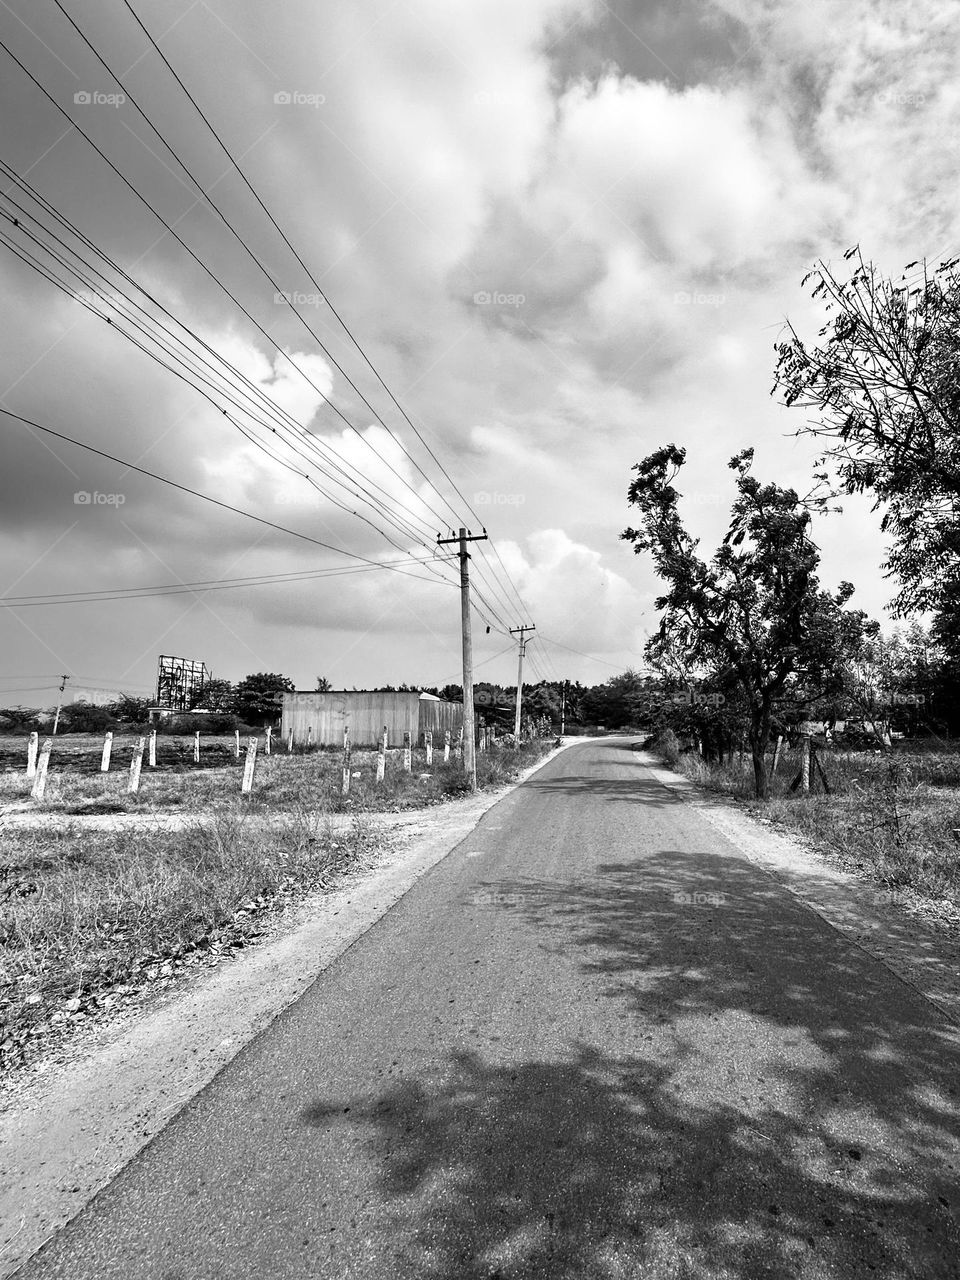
[160,712,241,735]
[57,703,117,734]
[0,706,41,731]
[650,727,682,767]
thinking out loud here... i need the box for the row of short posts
[25,720,470,803]
[25,726,273,801]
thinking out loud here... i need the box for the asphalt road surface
[16,739,960,1279]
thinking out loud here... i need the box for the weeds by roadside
[0,736,557,1077]
[645,736,960,908]
[0,807,381,1076]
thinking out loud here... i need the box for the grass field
[0,733,554,1075]
[0,731,527,814]
[651,736,960,907]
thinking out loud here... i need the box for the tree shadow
[301,852,960,1277]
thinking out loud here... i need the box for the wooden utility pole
[560,680,566,737]
[51,674,69,736]
[510,624,535,743]
[437,527,488,792]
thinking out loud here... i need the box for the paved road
[17,740,960,1278]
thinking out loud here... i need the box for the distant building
[280,690,463,747]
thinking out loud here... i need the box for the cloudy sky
[1,0,958,707]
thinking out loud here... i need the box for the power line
[72,2,537,632]
[0,406,458,588]
[0,168,444,555]
[0,29,530,641]
[39,5,467,539]
[117,0,487,531]
[0,557,437,607]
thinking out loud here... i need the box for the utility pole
[560,679,567,736]
[509,624,535,743]
[437,527,488,791]
[51,674,70,736]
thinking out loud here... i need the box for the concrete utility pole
[51,674,69,736]
[437,527,488,792]
[509,624,535,743]
[560,679,567,736]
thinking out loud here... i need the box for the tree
[580,671,649,729]
[232,672,295,725]
[315,676,332,691]
[103,694,153,723]
[621,444,876,798]
[192,678,233,713]
[773,246,960,617]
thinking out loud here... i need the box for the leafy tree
[773,247,960,618]
[580,670,649,729]
[104,694,153,723]
[621,444,876,798]
[232,672,294,725]
[58,701,116,734]
[315,676,332,691]
[192,678,234,713]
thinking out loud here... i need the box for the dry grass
[0,806,380,1070]
[660,744,960,906]
[0,734,555,1072]
[0,734,552,815]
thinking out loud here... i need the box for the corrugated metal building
[280,690,463,747]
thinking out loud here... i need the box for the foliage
[621,443,877,797]
[231,672,294,725]
[104,695,154,724]
[0,706,41,732]
[162,712,241,735]
[773,247,960,619]
[192,679,234,713]
[56,701,116,734]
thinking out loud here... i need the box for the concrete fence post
[234,729,240,759]
[376,726,386,784]
[128,737,145,794]
[241,736,258,794]
[425,730,433,766]
[402,731,412,772]
[193,730,200,764]
[25,730,39,779]
[443,729,451,763]
[100,730,113,773]
[31,737,52,801]
[148,729,157,768]
[265,726,272,756]
[341,728,351,797]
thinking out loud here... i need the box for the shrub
[161,712,241,735]
[650,727,681,767]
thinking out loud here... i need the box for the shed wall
[281,691,419,746]
[417,698,463,741]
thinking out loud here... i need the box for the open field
[653,738,960,908]
[0,732,534,816]
[0,735,554,1076]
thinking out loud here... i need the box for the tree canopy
[773,246,960,617]
[621,443,876,797]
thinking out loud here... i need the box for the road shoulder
[638,750,960,1029]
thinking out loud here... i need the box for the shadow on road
[302,848,960,1277]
